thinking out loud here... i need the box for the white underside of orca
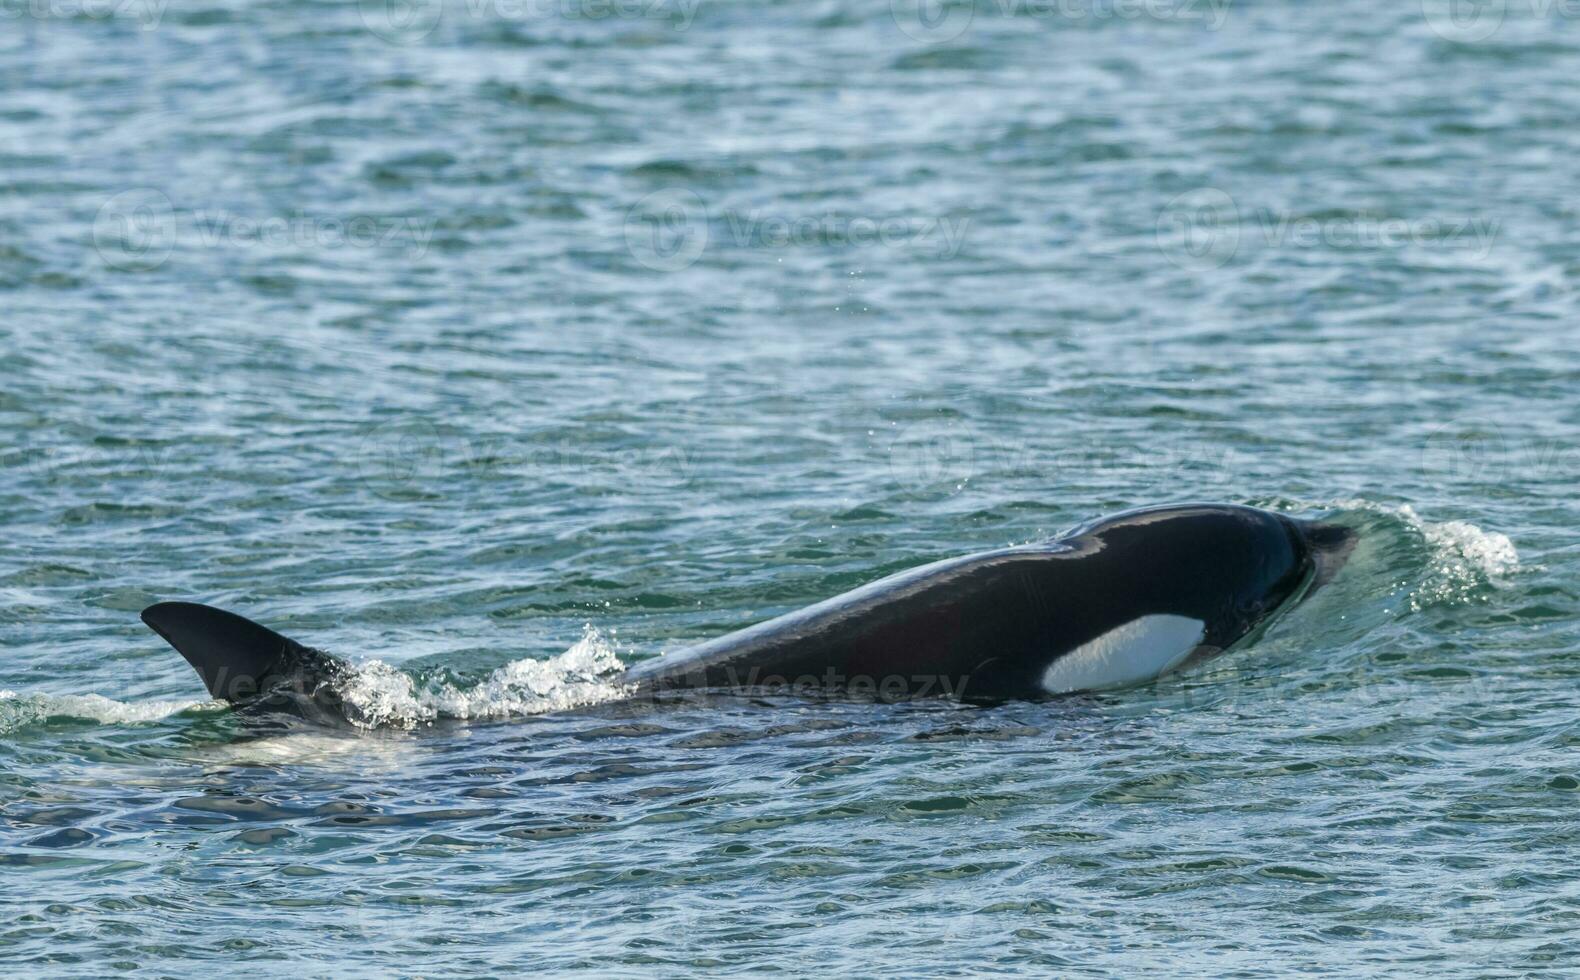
[1041,614,1207,694]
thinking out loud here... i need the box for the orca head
[1228,511,1357,634]
[1014,504,1354,696]
[1073,504,1352,650]
[1283,517,1358,595]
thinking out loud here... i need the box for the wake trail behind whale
[0,690,224,736]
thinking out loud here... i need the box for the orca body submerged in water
[141,504,1356,725]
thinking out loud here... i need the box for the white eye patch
[1041,614,1207,694]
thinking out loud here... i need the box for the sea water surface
[2,0,1578,974]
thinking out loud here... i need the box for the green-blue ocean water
[2,0,1578,974]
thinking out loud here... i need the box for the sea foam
[336,625,632,730]
[1327,498,1519,608]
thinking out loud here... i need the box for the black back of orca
[140,503,1355,720]
[621,503,1355,701]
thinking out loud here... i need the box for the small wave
[0,690,222,736]
[1325,498,1519,608]
[1,629,631,736]
[1406,505,1519,589]
[337,625,632,731]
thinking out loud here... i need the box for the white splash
[1406,505,1519,577]
[1326,499,1520,607]
[336,625,632,731]
[0,689,222,735]
[1406,506,1520,608]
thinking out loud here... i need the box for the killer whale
[140,503,1356,723]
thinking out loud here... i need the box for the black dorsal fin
[141,601,308,702]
